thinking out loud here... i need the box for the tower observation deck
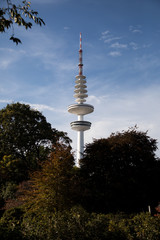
[68,33,94,165]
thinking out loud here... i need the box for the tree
[0,102,71,182]
[21,142,75,215]
[79,127,160,213]
[0,0,45,44]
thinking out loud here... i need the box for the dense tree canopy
[0,0,45,44]
[0,125,160,239]
[79,127,160,213]
[0,102,71,182]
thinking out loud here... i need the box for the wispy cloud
[28,103,66,113]
[32,0,68,4]
[100,31,126,56]
[100,25,145,55]
[129,42,139,50]
[108,51,121,57]
[0,48,26,69]
[110,42,128,49]
[64,26,70,30]
[104,37,122,43]
[129,25,143,34]
[100,30,110,40]
[87,95,104,104]
[0,99,12,104]
[0,99,66,113]
[102,30,110,35]
[100,30,122,43]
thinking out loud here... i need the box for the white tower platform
[68,33,94,165]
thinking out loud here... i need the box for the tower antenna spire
[80,32,82,49]
[78,32,83,76]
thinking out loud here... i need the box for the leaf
[10,36,22,45]
[1,0,45,44]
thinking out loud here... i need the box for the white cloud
[132,29,142,33]
[129,25,143,34]
[102,30,110,35]
[64,26,70,30]
[87,95,101,104]
[28,103,66,113]
[32,0,68,4]
[110,42,128,49]
[108,51,121,57]
[0,100,66,114]
[130,42,138,50]
[100,30,122,43]
[0,99,12,104]
[104,37,122,43]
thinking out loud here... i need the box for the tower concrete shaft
[68,33,94,165]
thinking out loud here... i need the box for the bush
[132,212,160,240]
[0,207,25,240]
[1,207,160,240]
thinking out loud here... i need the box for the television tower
[68,33,94,165]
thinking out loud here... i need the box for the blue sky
[0,0,160,157]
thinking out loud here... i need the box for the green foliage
[132,212,160,240]
[18,208,160,240]
[21,206,94,240]
[79,127,160,213]
[1,204,160,240]
[0,0,45,44]
[0,102,71,182]
[0,155,24,183]
[1,181,17,200]
[0,207,25,240]
[22,142,75,214]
